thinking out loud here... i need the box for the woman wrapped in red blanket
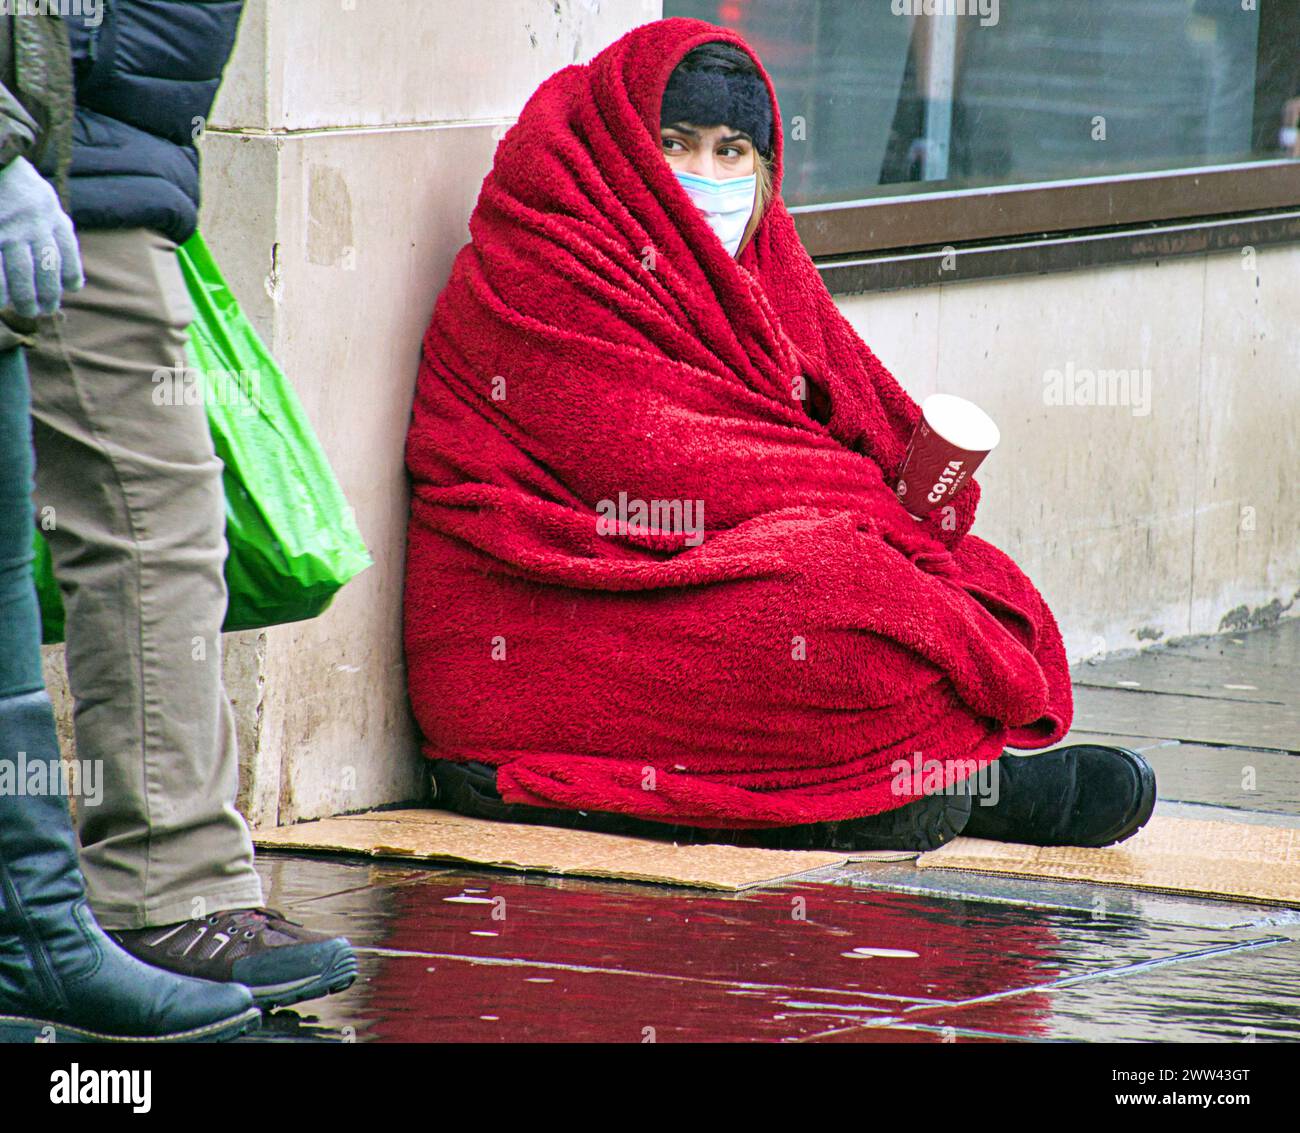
[403,18,1156,851]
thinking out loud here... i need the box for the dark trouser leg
[0,347,44,698]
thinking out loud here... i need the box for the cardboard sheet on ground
[252,809,862,890]
[254,809,1299,904]
[916,815,1300,907]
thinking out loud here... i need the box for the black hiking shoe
[111,909,358,1011]
[430,759,972,852]
[962,744,1158,847]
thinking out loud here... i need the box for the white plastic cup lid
[921,393,1001,453]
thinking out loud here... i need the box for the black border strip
[791,161,1300,258]
[814,209,1300,295]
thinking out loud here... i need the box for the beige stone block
[1191,243,1300,635]
[196,131,283,344]
[213,0,662,132]
[207,0,270,131]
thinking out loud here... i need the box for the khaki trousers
[26,228,263,930]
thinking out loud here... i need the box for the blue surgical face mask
[673,169,757,258]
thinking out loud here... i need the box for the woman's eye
[662,137,685,151]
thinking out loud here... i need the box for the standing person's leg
[0,343,258,1042]
[25,228,263,930]
[26,228,355,1010]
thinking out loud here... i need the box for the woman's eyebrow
[660,124,750,144]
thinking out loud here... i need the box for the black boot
[0,690,262,1042]
[962,744,1157,847]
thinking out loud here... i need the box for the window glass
[663,0,1300,207]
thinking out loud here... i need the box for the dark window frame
[792,159,1300,293]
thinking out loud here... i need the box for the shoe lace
[205,907,300,937]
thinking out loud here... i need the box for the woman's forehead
[662,122,753,141]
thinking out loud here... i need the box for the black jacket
[65,1,243,244]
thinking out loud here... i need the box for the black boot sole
[751,786,973,853]
[430,759,704,840]
[828,787,973,853]
[0,1005,262,1043]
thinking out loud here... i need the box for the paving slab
[874,939,1300,1043]
[1068,620,1300,752]
[1071,650,1296,705]
[1069,686,1299,753]
[807,859,1300,930]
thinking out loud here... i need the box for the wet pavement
[247,619,1300,1043]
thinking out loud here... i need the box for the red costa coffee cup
[894,394,1001,519]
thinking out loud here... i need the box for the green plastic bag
[35,232,372,643]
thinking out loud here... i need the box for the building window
[664,0,1300,274]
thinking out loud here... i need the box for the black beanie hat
[660,41,773,157]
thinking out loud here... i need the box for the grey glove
[0,155,83,318]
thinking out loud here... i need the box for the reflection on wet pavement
[242,856,1297,1043]
[244,621,1300,1043]
[909,940,1300,1043]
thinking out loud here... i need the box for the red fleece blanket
[404,17,1072,828]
